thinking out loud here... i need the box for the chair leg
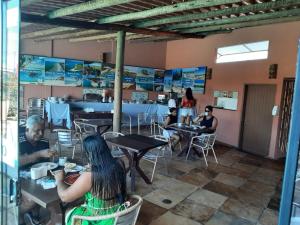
[185,142,193,161]
[211,147,219,164]
[201,147,208,167]
[72,146,75,159]
[150,158,158,182]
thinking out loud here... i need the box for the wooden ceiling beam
[181,15,300,33]
[33,30,108,42]
[21,13,202,39]
[166,7,300,31]
[21,0,44,7]
[69,32,136,42]
[22,27,76,39]
[48,0,137,19]
[135,0,300,28]
[96,0,242,24]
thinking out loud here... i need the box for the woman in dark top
[163,107,181,149]
[193,105,218,134]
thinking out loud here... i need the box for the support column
[113,31,126,132]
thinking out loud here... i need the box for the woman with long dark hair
[53,135,127,225]
[180,87,196,125]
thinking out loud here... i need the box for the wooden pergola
[21,0,300,131]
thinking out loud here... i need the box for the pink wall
[21,38,167,103]
[165,21,300,159]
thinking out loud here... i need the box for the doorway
[240,84,276,156]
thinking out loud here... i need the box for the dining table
[106,134,168,192]
[21,177,63,225]
[75,119,113,135]
[167,123,204,158]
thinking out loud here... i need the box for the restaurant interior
[1,0,300,225]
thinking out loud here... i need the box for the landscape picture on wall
[123,66,137,90]
[154,69,164,92]
[135,67,154,91]
[82,61,102,88]
[163,70,173,92]
[19,54,207,94]
[65,59,83,86]
[44,57,66,86]
[20,55,45,84]
[171,68,183,94]
[182,66,206,94]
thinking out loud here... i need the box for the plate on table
[64,174,81,185]
[31,162,58,170]
[64,165,84,173]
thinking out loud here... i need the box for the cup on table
[58,157,67,166]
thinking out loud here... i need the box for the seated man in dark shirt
[193,105,218,134]
[20,115,57,224]
[20,115,54,167]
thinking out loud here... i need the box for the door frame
[239,84,276,153]
[278,40,300,225]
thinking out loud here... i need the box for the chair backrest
[28,98,44,108]
[27,107,44,118]
[137,112,147,122]
[71,195,143,225]
[157,124,165,136]
[207,133,216,148]
[103,131,124,140]
[55,129,73,146]
[150,135,168,142]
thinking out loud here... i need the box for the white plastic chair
[137,112,148,135]
[122,113,132,134]
[186,133,218,166]
[157,124,182,154]
[27,98,45,118]
[142,135,170,182]
[103,132,125,158]
[71,195,143,225]
[54,129,81,159]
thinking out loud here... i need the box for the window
[216,41,269,63]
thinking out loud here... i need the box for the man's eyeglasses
[205,110,211,112]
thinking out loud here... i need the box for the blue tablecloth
[70,102,169,125]
[45,101,72,129]
[45,101,196,128]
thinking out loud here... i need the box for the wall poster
[163,70,173,93]
[135,67,154,91]
[154,69,164,92]
[65,59,83,86]
[82,61,102,88]
[20,54,45,84]
[44,57,65,86]
[123,66,137,90]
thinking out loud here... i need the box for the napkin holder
[31,166,47,180]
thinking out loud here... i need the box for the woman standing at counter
[180,88,196,125]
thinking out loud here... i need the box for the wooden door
[241,85,276,156]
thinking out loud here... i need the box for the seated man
[193,105,218,134]
[20,115,56,224]
[163,107,181,149]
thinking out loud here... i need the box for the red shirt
[182,98,195,108]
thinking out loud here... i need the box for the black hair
[169,107,177,113]
[83,135,127,206]
[205,105,213,112]
[185,87,194,100]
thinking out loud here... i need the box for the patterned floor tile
[188,189,227,209]
[171,199,215,223]
[213,173,247,188]
[136,200,168,225]
[258,208,278,225]
[203,181,237,197]
[205,211,255,225]
[149,211,203,225]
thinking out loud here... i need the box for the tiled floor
[46,127,284,225]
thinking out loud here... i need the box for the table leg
[135,150,152,184]
[97,125,112,135]
[119,148,136,192]
[48,202,63,225]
